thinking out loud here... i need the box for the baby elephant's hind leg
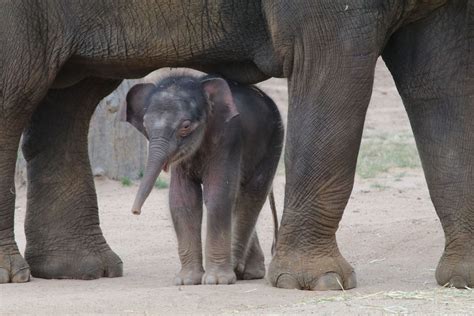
[232,175,274,280]
[238,231,266,280]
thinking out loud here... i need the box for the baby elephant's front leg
[202,172,240,285]
[169,172,205,285]
[203,200,237,285]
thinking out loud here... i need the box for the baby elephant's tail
[269,189,279,256]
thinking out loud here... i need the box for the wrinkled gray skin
[0,0,472,290]
[124,71,283,285]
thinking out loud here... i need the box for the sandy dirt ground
[3,60,474,314]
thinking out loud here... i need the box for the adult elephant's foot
[435,240,474,288]
[174,265,204,285]
[0,245,30,283]
[25,242,122,280]
[268,250,356,290]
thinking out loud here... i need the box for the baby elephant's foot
[202,266,236,285]
[174,266,204,285]
[235,251,265,280]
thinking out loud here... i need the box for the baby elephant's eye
[181,120,191,129]
[179,120,192,137]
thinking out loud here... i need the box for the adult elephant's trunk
[131,137,170,215]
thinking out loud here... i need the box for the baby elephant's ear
[201,77,239,122]
[124,83,155,137]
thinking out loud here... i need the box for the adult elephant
[0,0,470,290]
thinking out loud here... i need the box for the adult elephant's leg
[0,84,52,284]
[0,19,63,282]
[22,78,123,280]
[267,9,385,290]
[0,128,31,283]
[383,1,473,288]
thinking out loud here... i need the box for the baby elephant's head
[124,75,239,215]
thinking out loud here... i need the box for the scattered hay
[296,287,474,314]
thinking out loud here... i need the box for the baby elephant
[124,70,283,285]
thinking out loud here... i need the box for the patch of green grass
[357,134,421,179]
[121,177,132,187]
[394,171,407,182]
[370,182,389,191]
[154,177,169,189]
[137,170,144,178]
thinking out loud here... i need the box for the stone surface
[15,78,150,184]
[88,79,148,180]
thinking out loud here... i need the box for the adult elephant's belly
[199,62,274,85]
[51,58,160,89]
[52,59,280,89]
[404,0,450,24]
[50,63,90,89]
[52,37,284,88]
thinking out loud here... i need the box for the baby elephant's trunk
[131,137,169,215]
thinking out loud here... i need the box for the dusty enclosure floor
[3,60,474,314]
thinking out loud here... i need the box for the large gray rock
[15,78,150,185]
[88,79,148,180]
